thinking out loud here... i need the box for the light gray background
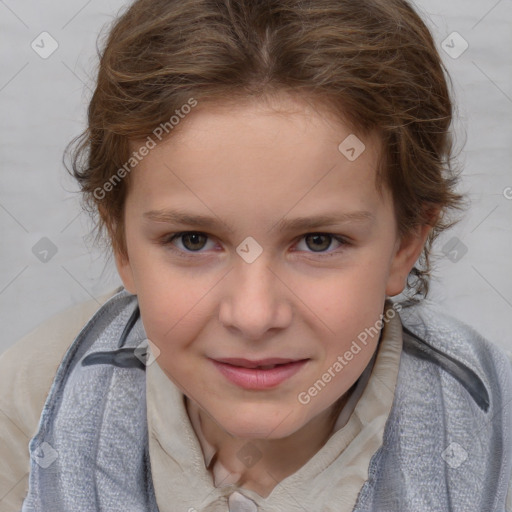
[1,0,511,355]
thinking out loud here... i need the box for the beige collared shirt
[0,290,403,512]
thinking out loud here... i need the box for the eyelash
[157,231,351,259]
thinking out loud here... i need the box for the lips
[213,357,306,369]
[210,357,310,390]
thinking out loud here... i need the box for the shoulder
[0,286,124,431]
[399,302,512,396]
[0,286,122,511]
[398,302,512,511]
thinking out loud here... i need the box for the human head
[65,0,464,439]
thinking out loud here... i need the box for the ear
[385,223,433,297]
[113,246,137,295]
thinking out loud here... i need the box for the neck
[186,390,352,497]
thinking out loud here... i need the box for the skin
[114,92,431,496]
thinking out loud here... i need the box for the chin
[216,407,303,440]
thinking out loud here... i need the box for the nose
[218,257,292,341]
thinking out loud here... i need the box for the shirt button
[228,491,258,512]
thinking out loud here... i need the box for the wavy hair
[65,0,465,302]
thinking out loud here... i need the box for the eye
[159,231,350,258]
[160,232,215,254]
[293,233,349,256]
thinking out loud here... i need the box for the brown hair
[65,0,464,301]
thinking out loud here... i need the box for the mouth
[210,357,310,390]
[213,357,307,369]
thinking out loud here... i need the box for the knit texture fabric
[20,289,512,511]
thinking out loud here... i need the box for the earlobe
[385,224,432,297]
[114,249,137,295]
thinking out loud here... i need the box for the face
[115,94,429,439]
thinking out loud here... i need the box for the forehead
[154,93,377,157]
[126,95,386,221]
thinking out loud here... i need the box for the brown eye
[160,232,214,255]
[294,233,349,257]
[179,232,208,251]
[304,234,334,252]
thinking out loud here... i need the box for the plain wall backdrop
[1,0,511,355]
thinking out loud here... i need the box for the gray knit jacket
[20,289,512,511]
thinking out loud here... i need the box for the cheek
[299,263,389,367]
[135,268,218,368]
[291,269,387,363]
[293,257,389,316]
[138,287,199,348]
[127,243,203,334]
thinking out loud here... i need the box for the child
[1,0,511,510]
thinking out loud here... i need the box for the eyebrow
[143,208,374,233]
